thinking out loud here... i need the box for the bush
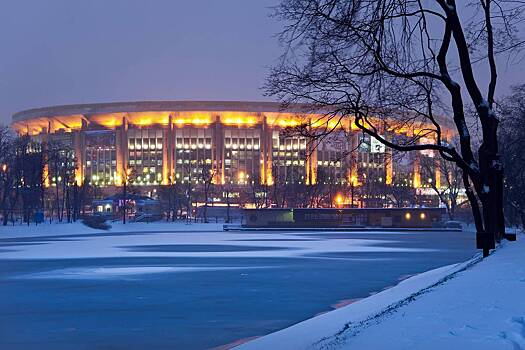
[82,216,111,230]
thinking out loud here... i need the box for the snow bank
[0,221,224,239]
[237,235,524,350]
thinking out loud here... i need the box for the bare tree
[120,165,136,224]
[12,136,45,225]
[46,140,76,222]
[268,0,524,256]
[222,182,234,223]
[198,163,216,223]
[499,84,525,227]
[0,127,15,225]
[77,180,94,218]
[387,182,416,208]
[159,176,179,222]
[421,153,463,220]
[182,163,194,223]
[271,160,288,207]
[249,174,270,209]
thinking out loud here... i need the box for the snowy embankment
[0,221,224,239]
[237,234,525,350]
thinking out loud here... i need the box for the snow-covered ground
[0,221,224,239]
[237,234,525,350]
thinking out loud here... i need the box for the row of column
[68,116,430,188]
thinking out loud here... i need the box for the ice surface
[0,222,434,260]
[0,222,479,350]
[20,266,272,280]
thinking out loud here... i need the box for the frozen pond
[0,227,476,349]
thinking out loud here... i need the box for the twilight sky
[0,0,523,125]
[0,0,281,123]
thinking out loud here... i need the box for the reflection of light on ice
[20,266,270,280]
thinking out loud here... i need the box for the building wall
[12,104,449,205]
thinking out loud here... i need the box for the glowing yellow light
[173,117,212,126]
[75,173,82,186]
[278,119,299,127]
[327,120,340,129]
[420,212,426,220]
[265,166,274,186]
[43,164,50,188]
[405,212,411,220]
[192,118,210,125]
[336,194,343,205]
[136,118,152,126]
[98,119,121,128]
[222,117,257,125]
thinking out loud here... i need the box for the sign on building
[370,136,385,153]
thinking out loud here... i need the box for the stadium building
[12,101,453,207]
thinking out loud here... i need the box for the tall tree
[0,126,15,225]
[198,163,216,223]
[421,149,463,220]
[268,0,524,256]
[46,140,76,222]
[13,136,45,224]
[120,165,136,224]
[250,174,271,209]
[499,84,525,227]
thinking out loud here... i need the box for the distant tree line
[499,84,525,228]
[0,127,94,226]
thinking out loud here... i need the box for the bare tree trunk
[66,187,71,223]
[55,164,60,222]
[203,184,209,223]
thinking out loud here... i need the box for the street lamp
[335,194,343,208]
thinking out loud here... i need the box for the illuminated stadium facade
[12,101,453,206]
